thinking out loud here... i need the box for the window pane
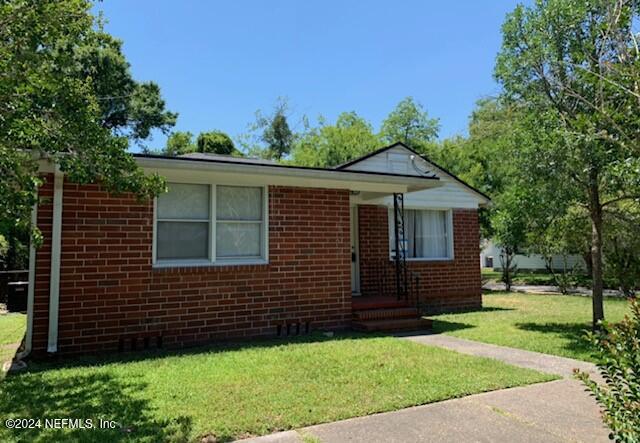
[390,209,449,259]
[157,221,209,260]
[216,222,261,258]
[158,183,209,220]
[414,210,447,258]
[216,186,262,221]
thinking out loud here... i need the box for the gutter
[15,200,38,360]
[47,170,63,353]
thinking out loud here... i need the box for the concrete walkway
[400,333,599,380]
[483,282,624,297]
[236,334,608,443]
[237,380,608,443]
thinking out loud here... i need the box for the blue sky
[95,1,530,151]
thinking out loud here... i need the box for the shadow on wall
[0,371,193,442]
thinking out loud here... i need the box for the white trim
[17,200,38,360]
[350,205,361,294]
[135,155,441,195]
[151,196,157,266]
[153,182,269,267]
[47,170,63,353]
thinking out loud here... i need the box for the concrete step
[351,297,410,310]
[353,307,420,321]
[352,317,433,332]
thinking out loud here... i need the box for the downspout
[15,200,38,360]
[47,170,63,353]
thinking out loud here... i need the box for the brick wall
[358,205,482,313]
[32,176,351,356]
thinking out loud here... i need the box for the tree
[242,98,295,160]
[380,97,440,148]
[0,0,167,256]
[603,204,640,297]
[75,32,177,142]
[495,0,640,327]
[196,131,237,155]
[290,112,381,167]
[491,189,532,291]
[163,131,195,156]
[262,111,293,160]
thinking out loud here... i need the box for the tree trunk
[582,250,593,279]
[588,174,605,329]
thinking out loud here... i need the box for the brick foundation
[357,205,482,313]
[32,175,351,356]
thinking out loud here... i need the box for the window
[155,183,267,265]
[389,209,453,260]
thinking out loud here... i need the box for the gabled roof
[335,142,492,203]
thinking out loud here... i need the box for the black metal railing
[359,259,421,311]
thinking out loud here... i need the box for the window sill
[153,259,269,269]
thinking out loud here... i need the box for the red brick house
[23,142,489,357]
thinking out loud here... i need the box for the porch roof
[133,153,442,199]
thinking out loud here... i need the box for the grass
[432,292,631,362]
[0,313,25,365]
[0,334,554,442]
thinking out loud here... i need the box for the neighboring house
[480,240,585,271]
[22,142,489,357]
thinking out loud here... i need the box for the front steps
[351,297,432,332]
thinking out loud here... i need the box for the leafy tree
[491,189,531,291]
[380,97,440,148]
[262,111,293,160]
[576,300,640,442]
[603,205,640,297]
[495,0,640,327]
[75,32,177,142]
[163,131,196,156]
[290,112,381,167]
[0,0,167,255]
[242,98,295,160]
[196,131,237,155]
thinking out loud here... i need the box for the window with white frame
[389,208,453,260]
[155,183,267,265]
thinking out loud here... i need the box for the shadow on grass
[515,322,593,357]
[20,332,379,374]
[1,332,388,442]
[428,306,515,334]
[0,371,192,442]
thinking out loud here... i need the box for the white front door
[350,206,360,294]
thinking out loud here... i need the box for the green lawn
[0,313,25,365]
[0,334,553,442]
[432,292,631,362]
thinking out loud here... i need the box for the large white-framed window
[389,208,454,261]
[154,182,268,266]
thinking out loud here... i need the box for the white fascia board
[135,157,442,194]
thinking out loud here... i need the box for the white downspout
[16,200,38,360]
[47,170,63,353]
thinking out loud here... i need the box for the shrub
[575,300,640,442]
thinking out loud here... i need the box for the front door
[350,206,361,294]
